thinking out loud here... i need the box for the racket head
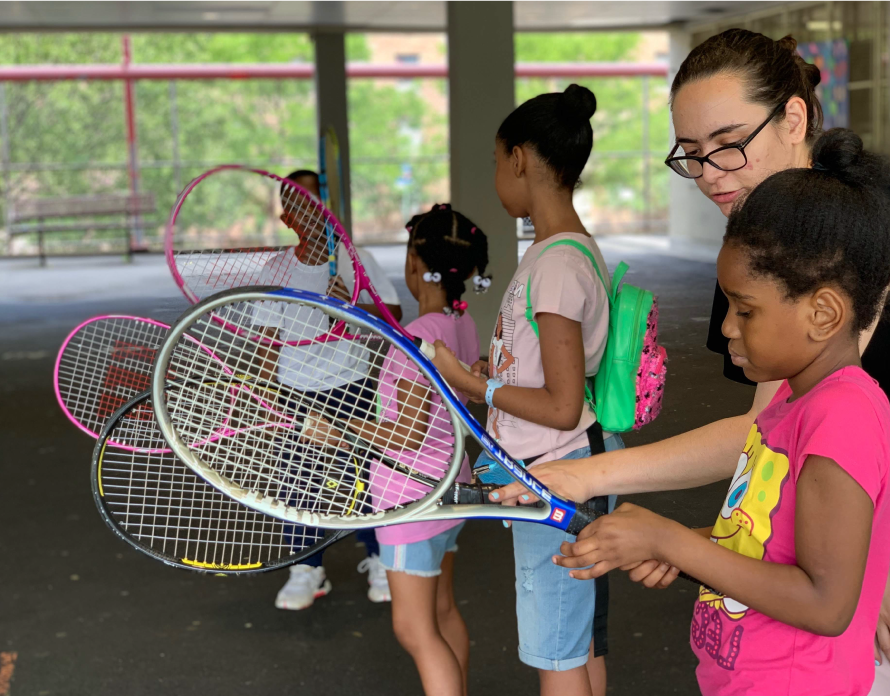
[92,390,348,574]
[54,315,170,442]
[151,286,466,530]
[164,164,360,307]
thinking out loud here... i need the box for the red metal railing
[0,61,667,82]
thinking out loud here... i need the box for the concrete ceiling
[0,1,778,32]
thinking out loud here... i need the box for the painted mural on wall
[798,39,850,130]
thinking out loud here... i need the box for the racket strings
[160,297,460,524]
[99,397,326,569]
[58,318,168,435]
[170,169,350,306]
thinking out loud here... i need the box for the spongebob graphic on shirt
[691,424,790,670]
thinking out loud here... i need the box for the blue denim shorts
[477,435,624,671]
[378,522,465,577]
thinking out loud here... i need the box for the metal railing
[0,41,668,257]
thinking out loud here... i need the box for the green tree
[515,33,669,230]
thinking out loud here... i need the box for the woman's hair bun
[777,35,821,90]
[775,35,798,53]
[812,128,864,175]
[560,84,597,122]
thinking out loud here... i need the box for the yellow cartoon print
[691,425,790,669]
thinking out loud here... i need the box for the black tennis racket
[92,389,349,574]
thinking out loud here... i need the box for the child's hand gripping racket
[148,287,704,589]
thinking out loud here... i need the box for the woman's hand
[489,458,598,506]
[430,340,485,400]
[553,502,677,580]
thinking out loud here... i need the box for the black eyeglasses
[664,103,787,179]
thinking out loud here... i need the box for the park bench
[6,192,156,266]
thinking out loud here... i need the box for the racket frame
[54,314,242,450]
[92,389,350,574]
[164,164,408,344]
[151,286,584,532]
[54,315,170,441]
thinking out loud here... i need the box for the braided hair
[406,203,491,309]
[725,129,890,332]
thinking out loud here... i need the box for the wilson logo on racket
[550,509,565,523]
[96,341,157,420]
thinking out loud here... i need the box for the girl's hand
[489,458,596,506]
[470,359,489,378]
[621,559,681,589]
[467,360,490,403]
[553,503,675,580]
[299,412,344,448]
[326,275,351,302]
[430,339,485,400]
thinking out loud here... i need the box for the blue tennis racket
[149,287,703,586]
[318,131,338,279]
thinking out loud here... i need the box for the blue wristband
[485,378,504,408]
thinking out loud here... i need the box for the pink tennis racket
[165,164,408,346]
[55,316,172,443]
[54,315,262,450]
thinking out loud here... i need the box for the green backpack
[524,239,667,433]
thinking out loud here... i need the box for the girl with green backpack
[432,84,628,696]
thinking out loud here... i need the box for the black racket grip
[566,502,712,591]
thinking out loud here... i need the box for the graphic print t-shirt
[487,233,610,463]
[253,245,401,392]
[692,367,890,696]
[372,311,479,546]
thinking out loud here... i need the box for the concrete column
[314,30,353,233]
[447,0,517,340]
[668,28,726,246]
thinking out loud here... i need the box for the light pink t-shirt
[373,311,479,546]
[693,367,890,696]
[486,232,610,463]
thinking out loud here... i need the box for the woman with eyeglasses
[492,27,890,689]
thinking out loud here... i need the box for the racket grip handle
[415,338,472,372]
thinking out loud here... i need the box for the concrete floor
[0,240,753,696]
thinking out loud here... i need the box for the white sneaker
[275,565,332,610]
[357,554,391,603]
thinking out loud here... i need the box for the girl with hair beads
[317,204,488,696]
[556,130,890,696]
[432,84,617,696]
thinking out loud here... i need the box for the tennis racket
[318,128,338,278]
[92,389,348,574]
[148,287,704,589]
[55,315,172,441]
[164,165,403,347]
[53,314,251,448]
[322,126,345,225]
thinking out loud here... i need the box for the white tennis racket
[147,286,705,591]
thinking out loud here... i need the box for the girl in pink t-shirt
[319,204,488,696]
[553,129,890,696]
[432,84,618,695]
